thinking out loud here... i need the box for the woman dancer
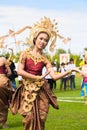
[11,17,78,130]
[0,54,12,128]
[79,53,87,105]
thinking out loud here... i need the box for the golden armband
[36,76,40,81]
[56,72,60,74]
[5,63,9,67]
[67,70,72,75]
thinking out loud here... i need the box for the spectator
[52,62,57,90]
[68,58,76,90]
[42,66,54,90]
[59,62,68,91]
[8,60,18,90]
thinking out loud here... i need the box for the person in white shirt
[42,66,54,90]
[52,62,57,89]
[59,62,68,91]
[68,58,76,90]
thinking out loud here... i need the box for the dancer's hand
[71,67,80,72]
[41,71,50,80]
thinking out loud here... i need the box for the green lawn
[1,74,87,130]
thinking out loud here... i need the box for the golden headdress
[27,16,67,52]
[84,53,87,59]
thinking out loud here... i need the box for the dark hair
[70,58,74,62]
[61,62,65,66]
[33,38,36,45]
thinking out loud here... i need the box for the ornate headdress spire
[84,53,87,59]
[27,16,68,52]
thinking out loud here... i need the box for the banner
[60,54,70,64]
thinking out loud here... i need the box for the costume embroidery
[20,48,48,65]
[23,78,45,112]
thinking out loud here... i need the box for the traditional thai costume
[80,66,87,97]
[0,65,12,125]
[11,16,65,130]
[11,49,59,130]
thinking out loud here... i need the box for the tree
[84,47,87,51]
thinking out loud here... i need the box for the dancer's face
[34,32,49,50]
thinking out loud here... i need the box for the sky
[0,0,87,55]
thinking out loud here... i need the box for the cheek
[44,42,48,47]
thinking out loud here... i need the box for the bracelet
[67,70,72,74]
[36,76,40,81]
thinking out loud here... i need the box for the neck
[33,46,42,55]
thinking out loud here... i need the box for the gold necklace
[27,51,45,65]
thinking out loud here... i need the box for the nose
[41,39,45,43]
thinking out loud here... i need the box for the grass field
[0,74,87,130]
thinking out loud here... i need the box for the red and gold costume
[11,49,58,130]
[0,65,12,125]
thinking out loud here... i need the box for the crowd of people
[59,58,76,91]
[0,17,87,130]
